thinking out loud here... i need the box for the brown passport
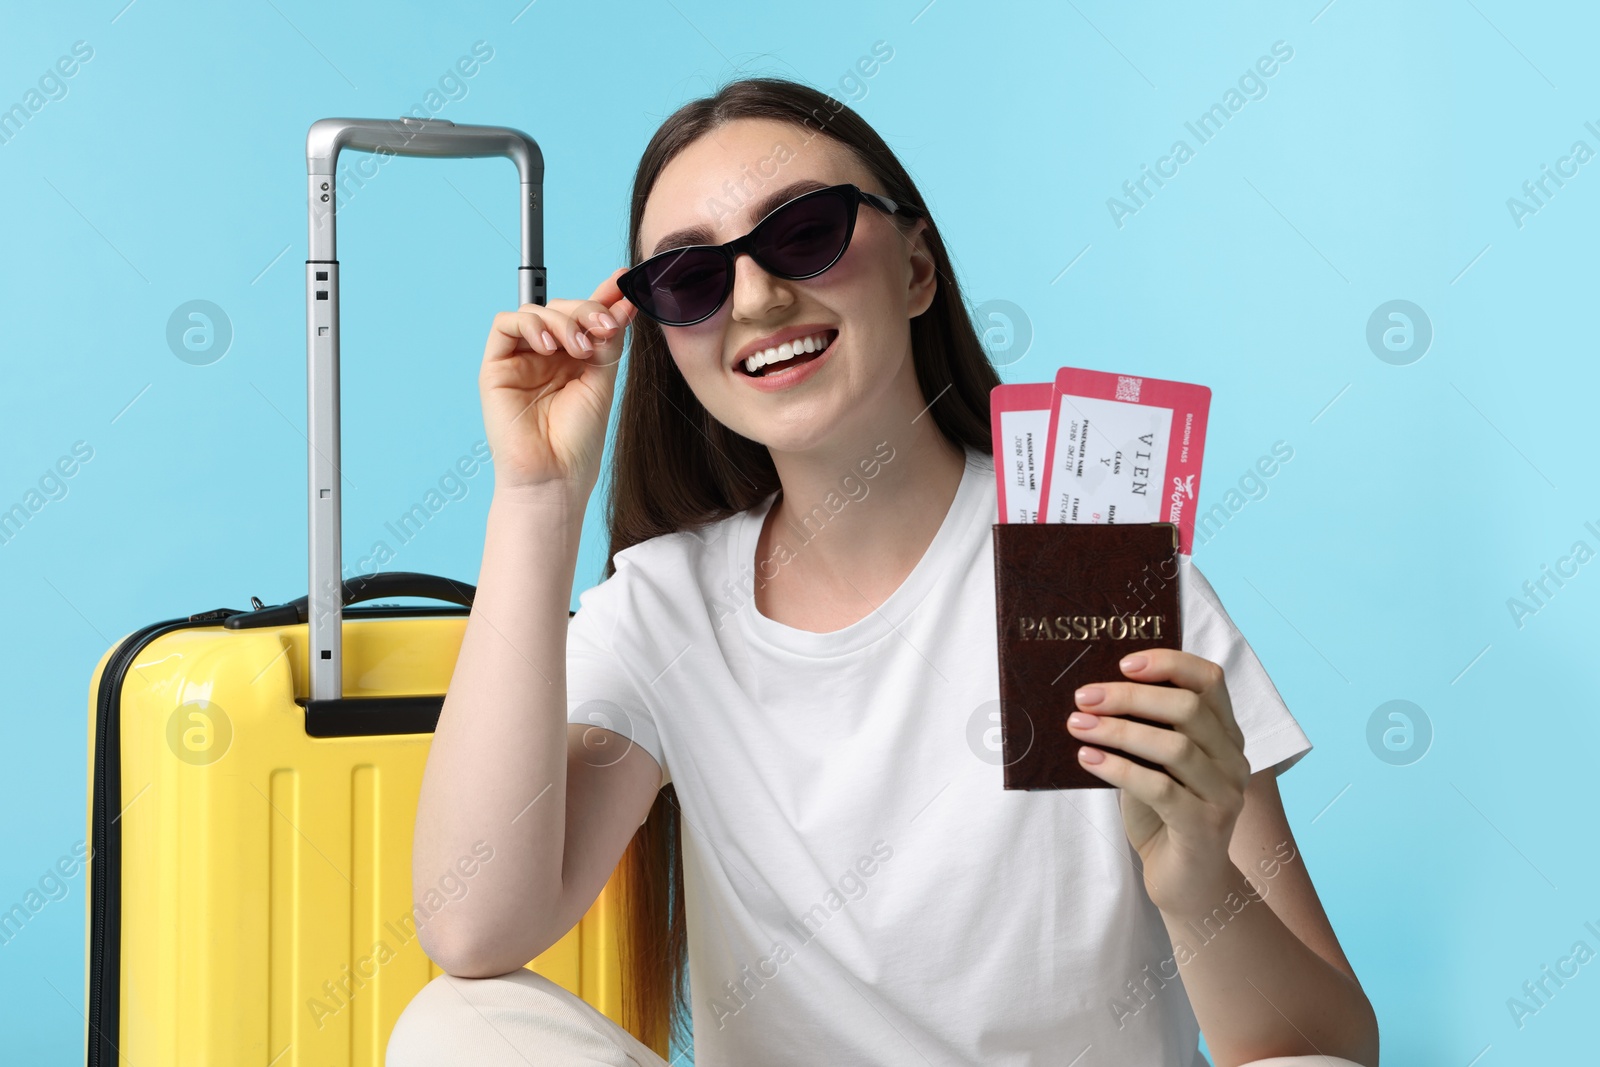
[992,521,1184,790]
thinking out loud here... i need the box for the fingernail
[575,331,592,351]
[596,312,617,330]
[1068,712,1098,730]
[541,330,556,351]
[1120,655,1147,672]
[1079,746,1105,765]
[1074,686,1104,706]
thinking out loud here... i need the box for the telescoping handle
[304,116,546,705]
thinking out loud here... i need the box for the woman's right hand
[479,267,638,501]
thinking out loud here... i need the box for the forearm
[411,485,586,970]
[1158,861,1379,1067]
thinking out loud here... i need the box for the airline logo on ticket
[1036,367,1211,553]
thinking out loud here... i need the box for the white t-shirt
[566,443,1312,1066]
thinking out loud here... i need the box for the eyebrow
[648,179,834,257]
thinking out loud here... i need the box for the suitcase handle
[309,117,542,166]
[304,116,547,702]
[224,571,475,629]
[305,116,544,282]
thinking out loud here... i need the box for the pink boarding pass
[989,382,1056,523]
[1036,367,1211,553]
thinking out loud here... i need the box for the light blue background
[3,1,1596,1063]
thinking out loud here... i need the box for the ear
[903,217,937,319]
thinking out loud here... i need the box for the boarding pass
[990,368,1211,553]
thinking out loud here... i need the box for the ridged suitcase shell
[84,606,632,1064]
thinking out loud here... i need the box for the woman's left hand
[1066,649,1252,918]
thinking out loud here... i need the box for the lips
[736,328,839,376]
[735,329,838,391]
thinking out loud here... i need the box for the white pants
[385,969,1369,1067]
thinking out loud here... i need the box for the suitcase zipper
[87,609,244,1067]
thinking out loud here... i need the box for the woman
[389,77,1378,1066]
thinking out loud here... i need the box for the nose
[728,250,792,322]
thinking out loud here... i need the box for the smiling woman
[391,73,1377,1067]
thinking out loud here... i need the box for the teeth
[742,331,833,375]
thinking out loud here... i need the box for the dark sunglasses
[618,182,923,327]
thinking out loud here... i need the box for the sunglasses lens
[755,190,852,277]
[628,188,856,325]
[632,247,728,325]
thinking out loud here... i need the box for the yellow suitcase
[83,117,651,1066]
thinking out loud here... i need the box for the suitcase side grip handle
[230,569,579,737]
[225,570,475,629]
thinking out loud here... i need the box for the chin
[748,411,870,459]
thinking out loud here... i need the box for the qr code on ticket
[1114,375,1142,402]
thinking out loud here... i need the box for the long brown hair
[600,74,1002,1056]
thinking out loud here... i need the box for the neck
[755,422,968,625]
